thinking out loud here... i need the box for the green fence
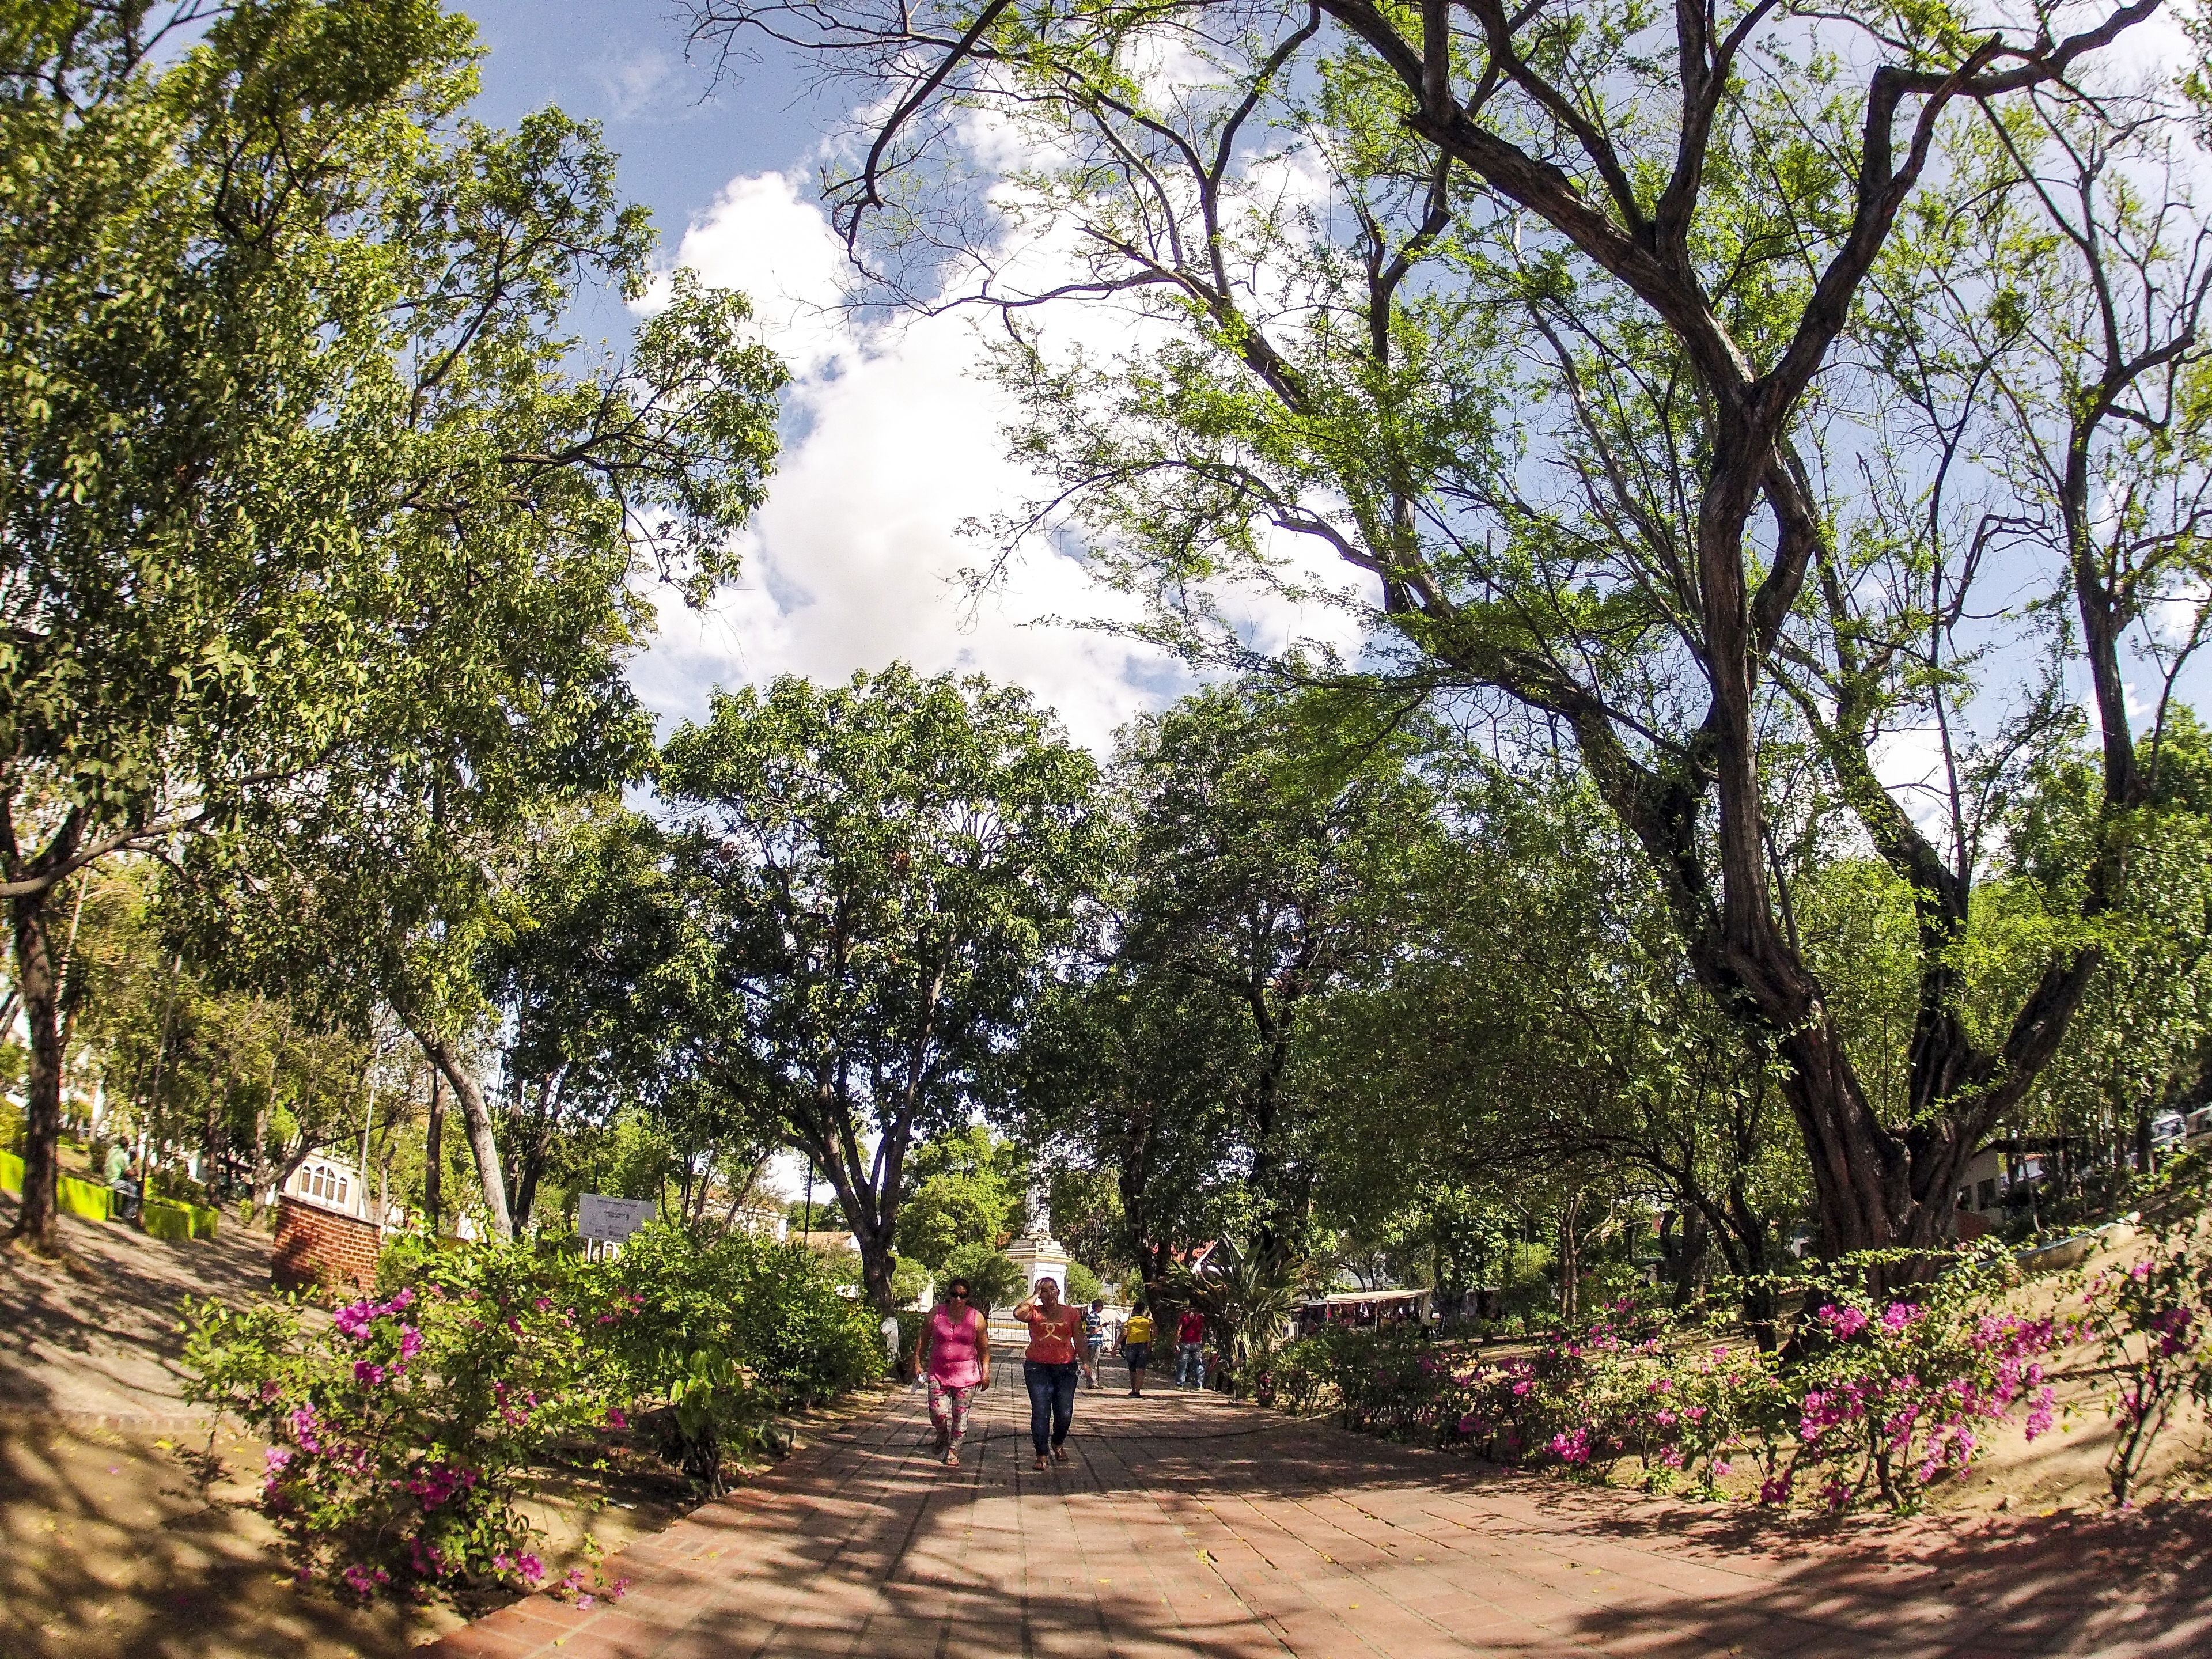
[142,1197,221,1240]
[1,1149,215,1236]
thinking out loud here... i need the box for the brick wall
[273,1195,381,1294]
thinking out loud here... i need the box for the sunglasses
[949,1290,969,1297]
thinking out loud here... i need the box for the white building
[285,1153,403,1228]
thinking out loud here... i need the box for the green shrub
[893,1307,929,1371]
[594,1225,881,1493]
[148,1167,212,1207]
[609,1224,882,1407]
[183,1245,624,1600]
[181,1225,886,1603]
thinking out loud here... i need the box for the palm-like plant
[1210,1238,1300,1384]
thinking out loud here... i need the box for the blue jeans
[1177,1342,1203,1387]
[1024,1359,1078,1456]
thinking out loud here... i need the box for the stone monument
[990,1175,1070,1342]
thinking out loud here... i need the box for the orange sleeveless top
[1021,1303,1082,1365]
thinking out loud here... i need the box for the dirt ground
[0,1413,710,1658]
[0,1190,279,1420]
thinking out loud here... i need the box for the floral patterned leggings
[927,1377,976,1450]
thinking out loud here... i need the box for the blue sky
[461,3,822,234]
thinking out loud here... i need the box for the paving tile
[419,1351,2212,1659]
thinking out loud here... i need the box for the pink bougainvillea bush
[1756,1272,2060,1513]
[182,1225,885,1603]
[2073,1152,2212,1505]
[1257,1253,2075,1515]
[183,1244,627,1601]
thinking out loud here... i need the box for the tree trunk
[857,1230,899,1316]
[1557,1193,1582,1324]
[250,1094,271,1220]
[1661,1207,1709,1308]
[411,1029,512,1240]
[423,1069,445,1234]
[248,1002,287,1222]
[7,887,65,1251]
[203,1082,226,1201]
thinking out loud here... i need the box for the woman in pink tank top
[913,1278,990,1466]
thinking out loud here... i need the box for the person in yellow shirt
[1120,1303,1155,1397]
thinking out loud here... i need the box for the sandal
[1053,1445,1071,1464]
[944,1451,960,1467]
[1033,1454,1050,1471]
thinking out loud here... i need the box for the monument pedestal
[988,1232,1071,1343]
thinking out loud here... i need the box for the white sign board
[579,1194,657,1243]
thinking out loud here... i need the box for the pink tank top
[927,1304,984,1387]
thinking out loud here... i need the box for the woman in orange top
[1014,1275,1084,1470]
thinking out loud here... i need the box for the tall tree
[683,0,2199,1272]
[1,2,784,1247]
[1113,683,1437,1278]
[476,806,694,1229]
[892,1124,1025,1271]
[660,665,1111,1313]
[1018,964,1248,1290]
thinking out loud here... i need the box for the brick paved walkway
[430,1358,2212,1659]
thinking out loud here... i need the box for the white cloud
[1868,722,1955,839]
[593,46,689,124]
[630,169,1365,754]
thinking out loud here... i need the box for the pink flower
[1820,1304,1870,1340]
[517,1554,545,1585]
[353,1359,386,1387]
[606,1408,629,1430]
[263,1446,293,1472]
[1880,1302,1924,1335]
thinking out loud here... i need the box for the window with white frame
[293,1160,354,1213]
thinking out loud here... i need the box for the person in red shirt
[1176,1307,1207,1389]
[1014,1277,1085,1470]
